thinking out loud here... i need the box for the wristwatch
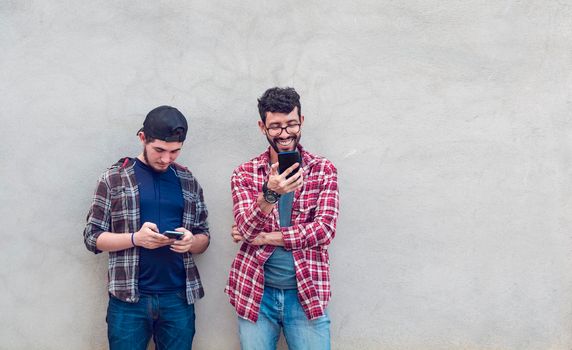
[262,182,280,204]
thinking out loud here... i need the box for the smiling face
[138,133,183,172]
[259,107,304,159]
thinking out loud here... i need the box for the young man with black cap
[226,87,339,349]
[84,106,209,350]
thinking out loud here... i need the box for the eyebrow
[268,121,300,127]
[154,147,182,152]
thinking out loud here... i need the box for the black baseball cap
[137,106,188,142]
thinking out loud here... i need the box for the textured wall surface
[1,1,572,349]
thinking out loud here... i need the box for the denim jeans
[238,286,330,350]
[107,291,195,350]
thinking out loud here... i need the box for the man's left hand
[170,228,194,253]
[251,231,285,246]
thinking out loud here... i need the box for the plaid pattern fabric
[84,158,209,304]
[225,145,339,322]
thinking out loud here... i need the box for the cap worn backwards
[138,106,188,142]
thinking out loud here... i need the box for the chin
[278,146,295,152]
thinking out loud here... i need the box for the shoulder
[172,163,205,192]
[172,162,193,177]
[232,151,267,177]
[98,158,133,186]
[303,150,337,175]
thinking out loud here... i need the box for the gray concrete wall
[1,1,572,349]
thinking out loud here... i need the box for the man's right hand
[133,222,174,249]
[266,162,303,195]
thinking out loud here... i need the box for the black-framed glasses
[265,123,301,137]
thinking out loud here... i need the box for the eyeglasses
[265,123,301,137]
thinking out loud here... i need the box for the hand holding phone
[264,151,303,196]
[278,151,301,179]
[163,230,184,240]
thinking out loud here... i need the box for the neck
[136,153,147,165]
[269,149,279,164]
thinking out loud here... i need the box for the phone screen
[278,151,301,179]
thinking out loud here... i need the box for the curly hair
[257,87,302,123]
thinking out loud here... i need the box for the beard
[143,147,169,173]
[266,133,301,154]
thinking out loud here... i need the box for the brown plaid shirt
[84,158,209,304]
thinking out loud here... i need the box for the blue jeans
[238,286,330,350]
[107,291,195,350]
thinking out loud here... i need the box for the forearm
[234,195,274,242]
[255,231,284,247]
[282,220,336,250]
[189,233,209,254]
[96,232,135,252]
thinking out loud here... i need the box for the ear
[258,120,267,135]
[299,114,305,126]
[138,132,146,144]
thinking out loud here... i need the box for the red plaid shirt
[225,145,339,322]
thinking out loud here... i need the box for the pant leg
[107,294,153,350]
[238,286,282,350]
[153,291,196,350]
[281,289,331,350]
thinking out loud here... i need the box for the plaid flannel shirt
[225,145,339,322]
[83,158,209,304]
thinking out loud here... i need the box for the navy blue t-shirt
[134,158,186,294]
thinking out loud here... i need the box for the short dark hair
[142,135,157,144]
[257,87,301,123]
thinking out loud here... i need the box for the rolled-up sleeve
[83,175,111,254]
[231,169,271,243]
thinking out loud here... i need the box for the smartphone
[278,151,301,179]
[163,230,184,240]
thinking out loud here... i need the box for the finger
[282,162,300,177]
[181,232,193,242]
[280,172,302,193]
[295,172,304,187]
[170,245,186,253]
[145,227,160,236]
[146,222,159,233]
[284,169,302,185]
[153,232,170,241]
[171,240,191,251]
[270,162,279,175]
[171,239,190,246]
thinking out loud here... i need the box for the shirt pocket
[292,193,319,223]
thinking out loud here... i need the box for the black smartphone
[163,230,184,240]
[278,151,301,179]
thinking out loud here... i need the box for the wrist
[131,232,137,247]
[262,182,280,204]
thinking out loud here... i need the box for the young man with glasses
[83,106,210,350]
[226,87,339,349]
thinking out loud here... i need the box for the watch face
[264,192,278,204]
